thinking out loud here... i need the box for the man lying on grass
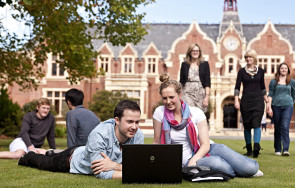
[18,100,144,179]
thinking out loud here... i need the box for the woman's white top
[153,106,206,165]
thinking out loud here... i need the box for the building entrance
[223,97,238,128]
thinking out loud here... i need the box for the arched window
[228,58,233,73]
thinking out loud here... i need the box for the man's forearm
[112,162,122,171]
[111,171,122,179]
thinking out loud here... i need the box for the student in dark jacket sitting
[0,98,56,159]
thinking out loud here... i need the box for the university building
[9,0,295,135]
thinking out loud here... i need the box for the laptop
[122,144,183,184]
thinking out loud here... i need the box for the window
[113,90,140,104]
[122,57,133,73]
[46,90,68,117]
[225,56,236,74]
[258,58,268,73]
[228,58,233,73]
[271,58,280,74]
[267,35,273,48]
[51,55,65,76]
[257,56,283,75]
[98,56,110,73]
[147,57,156,73]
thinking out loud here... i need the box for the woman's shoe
[253,170,264,177]
[243,144,253,156]
[282,151,290,156]
[275,152,281,156]
[253,143,261,158]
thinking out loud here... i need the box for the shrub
[89,90,136,121]
[0,88,24,137]
[55,124,67,138]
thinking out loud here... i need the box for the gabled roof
[92,23,295,59]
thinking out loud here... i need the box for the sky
[137,0,295,24]
[1,0,294,39]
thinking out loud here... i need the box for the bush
[0,88,24,137]
[89,90,136,121]
[55,124,67,138]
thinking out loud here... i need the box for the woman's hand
[234,101,240,110]
[202,96,209,107]
[187,158,197,167]
[35,148,46,155]
[267,105,273,117]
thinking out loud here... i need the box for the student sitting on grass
[65,88,100,148]
[18,100,144,179]
[153,74,263,177]
[0,98,56,159]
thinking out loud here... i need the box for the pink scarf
[161,101,208,156]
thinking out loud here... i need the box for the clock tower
[219,0,243,38]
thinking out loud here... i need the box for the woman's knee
[198,156,235,176]
[236,159,259,177]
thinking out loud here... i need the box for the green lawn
[0,137,294,188]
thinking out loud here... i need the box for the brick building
[8,0,295,135]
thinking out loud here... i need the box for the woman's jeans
[244,127,261,144]
[272,105,293,152]
[196,144,259,177]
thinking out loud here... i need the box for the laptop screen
[122,144,183,184]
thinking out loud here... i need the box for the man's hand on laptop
[91,152,122,174]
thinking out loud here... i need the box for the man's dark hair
[114,100,141,120]
[65,88,84,106]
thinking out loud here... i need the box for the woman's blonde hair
[185,43,204,65]
[244,49,258,65]
[159,73,182,95]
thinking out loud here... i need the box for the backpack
[182,166,234,182]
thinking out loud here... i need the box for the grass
[0,138,295,188]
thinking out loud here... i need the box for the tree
[89,90,136,121]
[0,88,23,137]
[0,0,154,90]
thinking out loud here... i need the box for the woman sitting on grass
[152,73,263,177]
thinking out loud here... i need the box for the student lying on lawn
[18,100,144,179]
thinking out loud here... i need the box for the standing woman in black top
[180,43,211,112]
[234,49,268,158]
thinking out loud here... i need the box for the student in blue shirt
[65,88,100,147]
[267,63,295,157]
[18,100,144,179]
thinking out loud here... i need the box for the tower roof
[219,0,243,37]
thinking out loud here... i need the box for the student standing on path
[267,63,295,156]
[180,43,211,112]
[234,49,268,158]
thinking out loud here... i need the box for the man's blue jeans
[196,144,259,177]
[272,105,293,152]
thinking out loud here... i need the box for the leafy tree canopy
[0,0,154,90]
